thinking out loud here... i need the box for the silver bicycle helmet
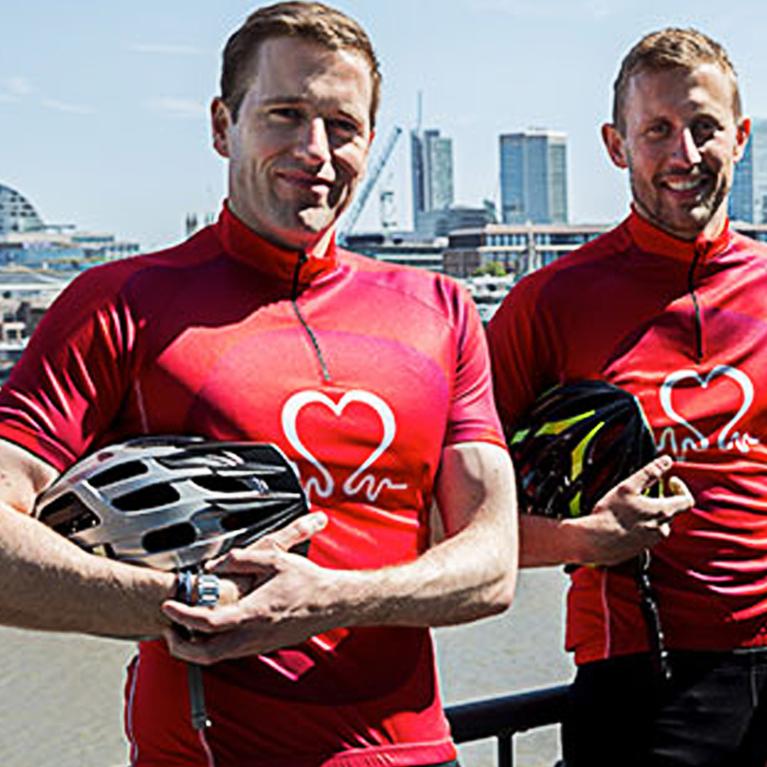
[34,435,309,572]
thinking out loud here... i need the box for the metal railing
[445,684,570,766]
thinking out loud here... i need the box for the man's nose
[673,127,702,165]
[296,117,331,163]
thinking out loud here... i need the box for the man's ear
[734,116,751,162]
[601,123,629,169]
[211,97,232,158]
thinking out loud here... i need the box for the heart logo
[658,365,759,459]
[281,389,408,502]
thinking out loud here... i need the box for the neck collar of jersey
[215,202,339,284]
[626,206,733,264]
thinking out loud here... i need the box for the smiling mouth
[659,171,712,195]
[277,172,334,191]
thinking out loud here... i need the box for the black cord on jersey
[292,252,331,383]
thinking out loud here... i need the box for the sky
[3,0,767,250]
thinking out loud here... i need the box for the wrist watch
[175,571,221,607]
[194,573,221,607]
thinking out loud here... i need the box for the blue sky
[2,1,767,249]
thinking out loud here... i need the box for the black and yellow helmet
[509,380,656,519]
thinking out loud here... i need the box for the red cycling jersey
[0,204,504,766]
[488,209,767,665]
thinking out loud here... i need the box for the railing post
[446,684,570,766]
[498,733,513,766]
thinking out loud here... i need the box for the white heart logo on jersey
[658,365,759,458]
[281,389,408,501]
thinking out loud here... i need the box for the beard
[629,163,730,240]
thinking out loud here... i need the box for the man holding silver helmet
[0,2,517,765]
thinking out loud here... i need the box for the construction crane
[340,126,403,240]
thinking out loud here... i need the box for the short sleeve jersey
[488,210,767,665]
[0,205,504,767]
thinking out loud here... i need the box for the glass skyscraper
[499,130,568,225]
[411,128,454,232]
[729,119,767,223]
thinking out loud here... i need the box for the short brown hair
[220,1,382,127]
[612,27,742,133]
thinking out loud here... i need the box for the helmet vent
[114,483,180,511]
[90,460,149,488]
[142,523,197,553]
[37,493,101,536]
[192,475,267,494]
[38,490,79,518]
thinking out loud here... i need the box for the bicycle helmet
[34,435,309,572]
[509,380,656,519]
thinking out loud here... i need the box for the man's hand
[162,512,333,664]
[520,455,694,568]
[163,442,518,664]
[564,455,693,566]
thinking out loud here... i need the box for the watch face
[195,573,221,607]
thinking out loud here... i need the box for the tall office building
[499,129,568,224]
[411,128,454,233]
[729,119,767,223]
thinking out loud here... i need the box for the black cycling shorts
[562,649,767,767]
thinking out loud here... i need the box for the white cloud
[147,97,207,118]
[3,76,32,96]
[128,42,202,56]
[42,98,95,115]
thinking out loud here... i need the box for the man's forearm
[327,508,516,629]
[162,442,519,664]
[518,514,587,567]
[0,505,177,637]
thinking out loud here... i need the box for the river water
[0,568,571,767]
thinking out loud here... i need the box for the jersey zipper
[687,248,704,363]
[291,252,331,382]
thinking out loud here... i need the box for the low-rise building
[443,222,607,279]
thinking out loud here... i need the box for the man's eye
[646,123,670,138]
[692,120,718,143]
[328,118,360,138]
[270,107,303,122]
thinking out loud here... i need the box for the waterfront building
[444,222,604,279]
[413,204,495,239]
[729,119,767,223]
[499,129,568,225]
[343,232,445,272]
[0,182,139,268]
[0,184,45,234]
[443,219,767,281]
[411,128,454,235]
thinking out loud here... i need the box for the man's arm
[520,455,694,568]
[0,438,237,638]
[162,441,518,664]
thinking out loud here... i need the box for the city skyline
[3,1,767,249]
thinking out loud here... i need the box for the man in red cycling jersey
[488,27,767,767]
[0,3,517,765]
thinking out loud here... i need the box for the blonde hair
[612,27,741,132]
